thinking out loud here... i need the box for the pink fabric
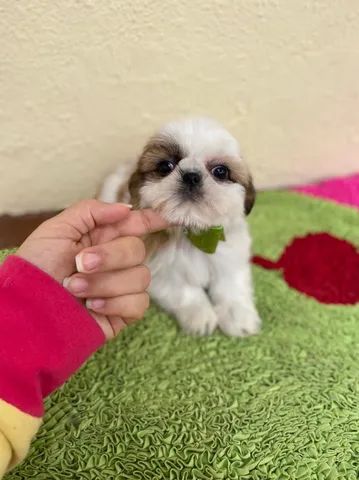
[294,174,359,209]
[0,256,105,417]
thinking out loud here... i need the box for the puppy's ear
[244,176,256,215]
[128,168,144,209]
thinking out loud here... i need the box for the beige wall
[1,1,359,214]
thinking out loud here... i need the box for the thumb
[58,200,132,235]
[16,200,133,283]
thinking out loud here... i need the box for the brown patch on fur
[128,170,144,209]
[115,184,130,204]
[126,168,171,260]
[230,160,256,215]
[207,156,256,215]
[128,134,184,208]
[243,174,256,215]
[138,134,184,174]
[124,135,181,259]
[143,230,170,261]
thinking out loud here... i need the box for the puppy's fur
[99,117,261,336]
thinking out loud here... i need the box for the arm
[0,256,104,476]
[0,200,169,476]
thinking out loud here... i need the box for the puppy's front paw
[216,303,261,337]
[178,305,218,336]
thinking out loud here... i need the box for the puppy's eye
[157,159,175,176]
[211,165,229,181]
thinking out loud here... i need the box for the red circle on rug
[253,232,359,305]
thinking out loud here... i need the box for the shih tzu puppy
[98,117,261,336]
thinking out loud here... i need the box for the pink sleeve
[0,256,105,418]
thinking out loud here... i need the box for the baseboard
[0,211,60,249]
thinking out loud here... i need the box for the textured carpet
[3,191,359,480]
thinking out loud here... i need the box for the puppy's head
[129,117,255,229]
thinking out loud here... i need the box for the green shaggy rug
[3,191,359,480]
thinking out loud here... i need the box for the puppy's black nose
[182,170,202,187]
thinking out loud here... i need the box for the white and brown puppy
[99,117,261,336]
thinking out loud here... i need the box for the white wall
[1,1,358,213]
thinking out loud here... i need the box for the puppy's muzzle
[181,170,202,190]
[179,170,203,200]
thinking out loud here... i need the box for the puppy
[98,117,261,336]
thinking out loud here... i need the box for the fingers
[93,208,170,244]
[75,236,146,273]
[60,200,169,236]
[55,201,166,340]
[115,209,170,236]
[58,199,132,235]
[109,316,137,336]
[87,293,150,318]
[63,266,151,298]
[91,312,128,340]
[64,264,151,340]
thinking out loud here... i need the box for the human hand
[16,200,169,339]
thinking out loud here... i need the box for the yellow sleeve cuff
[0,431,12,478]
[0,399,42,477]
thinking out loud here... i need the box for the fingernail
[86,298,105,310]
[76,253,101,272]
[63,277,88,294]
[122,204,133,209]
